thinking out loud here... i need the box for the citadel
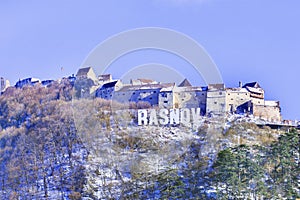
[74,67,282,123]
[1,67,282,123]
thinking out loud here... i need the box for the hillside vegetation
[0,81,299,199]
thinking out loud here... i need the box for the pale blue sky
[0,0,299,119]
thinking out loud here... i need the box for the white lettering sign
[137,108,202,126]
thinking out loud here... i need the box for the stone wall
[174,90,207,115]
[115,88,161,106]
[159,91,175,109]
[206,90,226,115]
[253,104,281,122]
[225,89,251,113]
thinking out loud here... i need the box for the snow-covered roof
[264,100,279,107]
[245,86,264,94]
[117,83,175,92]
[175,86,204,92]
[226,87,249,93]
[31,78,40,83]
[76,67,93,76]
[131,78,157,85]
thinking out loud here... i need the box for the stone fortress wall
[7,67,282,123]
[74,67,281,122]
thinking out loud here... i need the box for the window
[153,91,157,93]
[164,101,168,103]
[219,92,222,95]
[214,102,217,104]
[150,97,152,100]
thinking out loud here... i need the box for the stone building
[76,67,97,83]
[77,66,282,122]
[98,74,112,84]
[171,79,207,114]
[206,84,226,116]
[176,87,207,113]
[95,80,122,100]
[243,82,264,105]
[225,87,251,113]
[92,72,281,122]
[159,84,177,109]
[225,82,269,112]
[114,83,174,106]
[75,67,99,98]
[158,79,207,114]
[237,100,281,122]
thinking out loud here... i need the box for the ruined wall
[253,104,281,122]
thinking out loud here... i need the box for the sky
[0,0,299,119]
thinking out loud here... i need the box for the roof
[131,78,157,85]
[101,80,118,89]
[243,82,261,88]
[138,78,155,84]
[245,86,264,94]
[178,78,192,87]
[76,67,92,77]
[175,86,203,92]
[117,83,175,92]
[226,87,249,93]
[160,84,176,92]
[264,100,279,107]
[208,83,225,90]
[98,74,112,81]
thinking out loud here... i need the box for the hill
[0,81,299,199]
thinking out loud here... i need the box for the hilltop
[0,81,299,199]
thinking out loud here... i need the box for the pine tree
[270,129,300,198]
